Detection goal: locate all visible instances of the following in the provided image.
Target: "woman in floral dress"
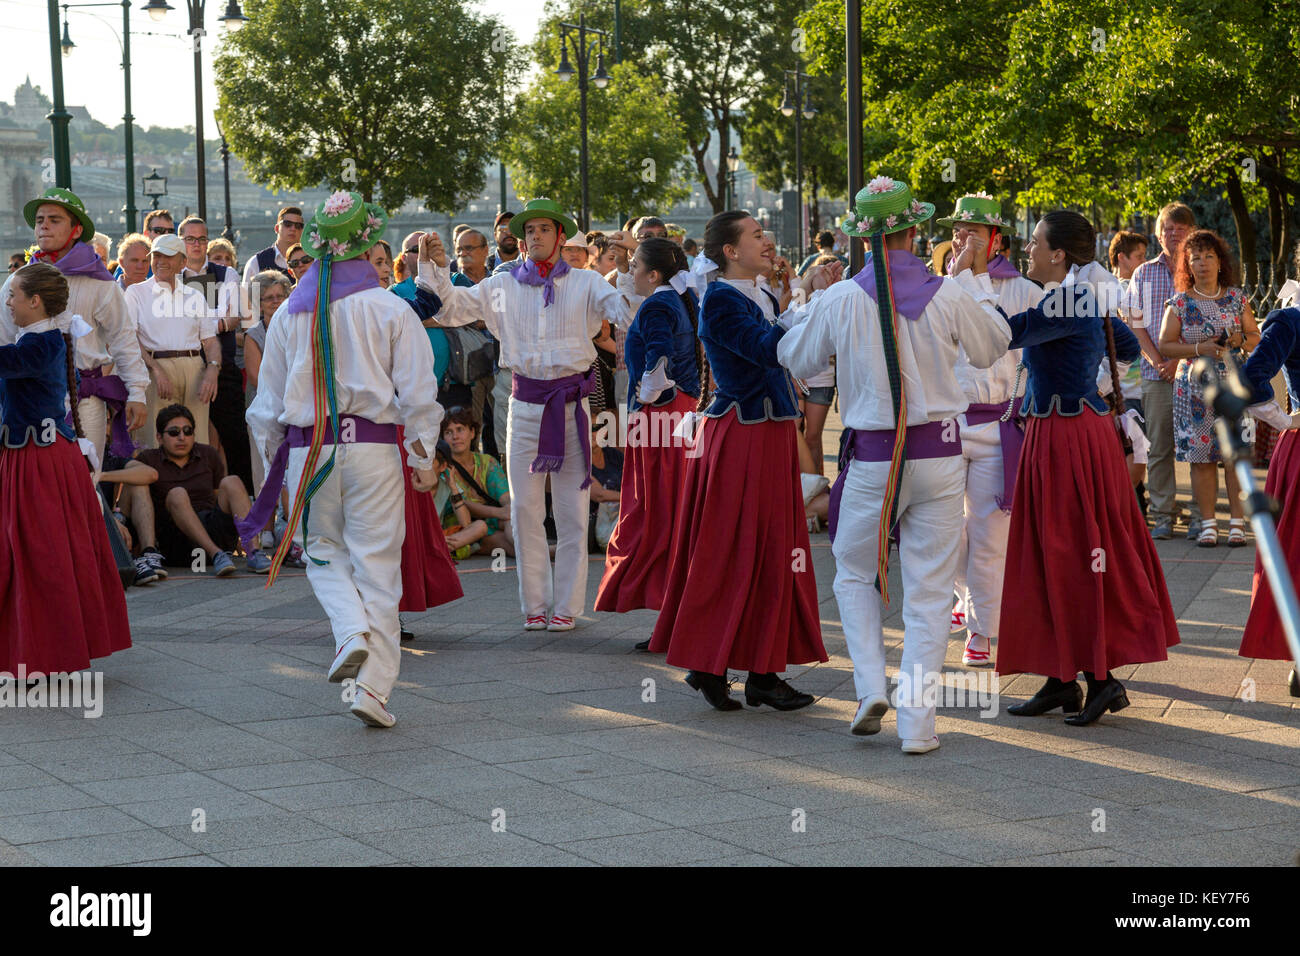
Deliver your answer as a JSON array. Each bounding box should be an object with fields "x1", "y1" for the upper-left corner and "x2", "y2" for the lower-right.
[{"x1": 1158, "y1": 230, "x2": 1259, "y2": 547}]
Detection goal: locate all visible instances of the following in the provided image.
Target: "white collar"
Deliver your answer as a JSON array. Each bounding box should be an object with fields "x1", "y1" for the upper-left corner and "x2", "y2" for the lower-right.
[
  {"x1": 652, "y1": 284, "x2": 673, "y2": 295},
  {"x1": 15, "y1": 317, "x2": 57, "y2": 340}
]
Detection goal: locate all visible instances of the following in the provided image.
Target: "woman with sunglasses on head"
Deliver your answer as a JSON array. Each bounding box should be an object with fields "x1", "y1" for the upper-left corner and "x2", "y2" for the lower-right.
[
  {"x1": 647, "y1": 212, "x2": 829, "y2": 711},
  {"x1": 996, "y1": 211, "x2": 1179, "y2": 726},
  {"x1": 595, "y1": 237, "x2": 701, "y2": 620},
  {"x1": 0, "y1": 262, "x2": 132, "y2": 672}
]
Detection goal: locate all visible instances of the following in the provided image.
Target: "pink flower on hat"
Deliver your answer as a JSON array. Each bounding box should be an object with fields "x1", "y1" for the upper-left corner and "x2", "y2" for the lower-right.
[
  {"x1": 359, "y1": 228, "x2": 371, "y2": 241},
  {"x1": 885, "y1": 214, "x2": 898, "y2": 228},
  {"x1": 959, "y1": 210, "x2": 974, "y2": 220},
  {"x1": 323, "y1": 191, "x2": 354, "y2": 217},
  {"x1": 910, "y1": 199, "x2": 923, "y2": 214},
  {"x1": 366, "y1": 214, "x2": 381, "y2": 229},
  {"x1": 309, "y1": 231, "x2": 321, "y2": 247},
  {"x1": 867, "y1": 175, "x2": 895, "y2": 194},
  {"x1": 328, "y1": 238, "x2": 348, "y2": 256},
  {"x1": 856, "y1": 219, "x2": 868, "y2": 231}
]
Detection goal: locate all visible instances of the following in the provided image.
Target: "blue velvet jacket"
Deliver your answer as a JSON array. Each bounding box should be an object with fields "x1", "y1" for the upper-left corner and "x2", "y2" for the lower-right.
[
  {"x1": 0, "y1": 327, "x2": 77, "y2": 448},
  {"x1": 698, "y1": 281, "x2": 799, "y2": 422},
  {"x1": 623, "y1": 288, "x2": 701, "y2": 411},
  {"x1": 1007, "y1": 284, "x2": 1141, "y2": 416},
  {"x1": 1242, "y1": 307, "x2": 1300, "y2": 406}
]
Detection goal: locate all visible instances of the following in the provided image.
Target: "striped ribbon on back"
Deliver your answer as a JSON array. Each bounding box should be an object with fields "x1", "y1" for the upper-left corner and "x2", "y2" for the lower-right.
[
  {"x1": 870, "y1": 234, "x2": 907, "y2": 604},
  {"x1": 264, "y1": 254, "x2": 342, "y2": 588}
]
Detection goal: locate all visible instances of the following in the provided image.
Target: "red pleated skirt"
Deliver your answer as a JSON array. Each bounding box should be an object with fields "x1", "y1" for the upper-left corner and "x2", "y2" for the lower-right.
[
  {"x1": 398, "y1": 431, "x2": 463, "y2": 613},
  {"x1": 1241, "y1": 428, "x2": 1298, "y2": 660},
  {"x1": 997, "y1": 411, "x2": 1179, "y2": 678},
  {"x1": 595, "y1": 390, "x2": 698, "y2": 613},
  {"x1": 648, "y1": 410, "x2": 827, "y2": 674},
  {"x1": 0, "y1": 438, "x2": 131, "y2": 673}
]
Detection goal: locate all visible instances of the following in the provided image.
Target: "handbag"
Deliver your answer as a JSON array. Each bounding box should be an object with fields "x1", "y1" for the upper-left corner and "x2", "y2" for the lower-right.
[{"x1": 444, "y1": 325, "x2": 498, "y2": 385}]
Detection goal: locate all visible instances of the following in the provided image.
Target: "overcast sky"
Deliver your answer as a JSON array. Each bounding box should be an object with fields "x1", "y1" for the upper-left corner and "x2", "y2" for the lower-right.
[{"x1": 2, "y1": 0, "x2": 547, "y2": 133}]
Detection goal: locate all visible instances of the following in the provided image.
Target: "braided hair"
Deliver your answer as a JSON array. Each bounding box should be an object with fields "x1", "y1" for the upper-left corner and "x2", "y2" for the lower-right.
[
  {"x1": 12, "y1": 263, "x2": 81, "y2": 438},
  {"x1": 634, "y1": 237, "x2": 708, "y2": 408}
]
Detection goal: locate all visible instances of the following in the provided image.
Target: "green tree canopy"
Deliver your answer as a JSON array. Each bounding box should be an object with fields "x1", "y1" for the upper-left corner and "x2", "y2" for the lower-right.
[
  {"x1": 214, "y1": 0, "x2": 514, "y2": 212},
  {"x1": 500, "y1": 63, "x2": 692, "y2": 226}
]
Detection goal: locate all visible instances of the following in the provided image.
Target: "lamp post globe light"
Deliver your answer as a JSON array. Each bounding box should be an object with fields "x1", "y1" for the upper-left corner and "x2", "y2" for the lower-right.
[{"x1": 555, "y1": 11, "x2": 610, "y2": 231}]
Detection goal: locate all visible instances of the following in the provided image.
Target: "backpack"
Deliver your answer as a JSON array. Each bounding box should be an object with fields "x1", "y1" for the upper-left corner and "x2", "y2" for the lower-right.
[{"x1": 444, "y1": 326, "x2": 498, "y2": 385}]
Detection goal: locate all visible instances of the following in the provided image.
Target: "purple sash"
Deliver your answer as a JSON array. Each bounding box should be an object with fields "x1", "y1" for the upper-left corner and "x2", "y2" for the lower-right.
[
  {"x1": 511, "y1": 368, "x2": 595, "y2": 489},
  {"x1": 827, "y1": 419, "x2": 962, "y2": 542},
  {"x1": 71, "y1": 367, "x2": 134, "y2": 458},
  {"x1": 986, "y1": 254, "x2": 1022, "y2": 280},
  {"x1": 854, "y1": 249, "x2": 943, "y2": 321},
  {"x1": 511, "y1": 256, "x2": 571, "y2": 306},
  {"x1": 236, "y1": 414, "x2": 398, "y2": 549},
  {"x1": 963, "y1": 398, "x2": 1024, "y2": 513},
  {"x1": 37, "y1": 241, "x2": 114, "y2": 282}
]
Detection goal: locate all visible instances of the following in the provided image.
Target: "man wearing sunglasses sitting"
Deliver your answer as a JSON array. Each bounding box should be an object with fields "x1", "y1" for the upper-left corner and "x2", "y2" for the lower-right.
[{"x1": 121, "y1": 404, "x2": 272, "y2": 578}]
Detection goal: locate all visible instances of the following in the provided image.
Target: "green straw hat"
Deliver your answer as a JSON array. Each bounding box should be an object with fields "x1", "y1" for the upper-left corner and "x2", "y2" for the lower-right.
[
  {"x1": 24, "y1": 187, "x2": 95, "y2": 240},
  {"x1": 509, "y1": 197, "x2": 579, "y2": 241},
  {"x1": 840, "y1": 176, "x2": 934, "y2": 238},
  {"x1": 303, "y1": 190, "x2": 388, "y2": 262},
  {"x1": 935, "y1": 192, "x2": 1014, "y2": 231}
]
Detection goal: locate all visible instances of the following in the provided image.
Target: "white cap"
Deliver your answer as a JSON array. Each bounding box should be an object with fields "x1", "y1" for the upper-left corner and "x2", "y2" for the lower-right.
[{"x1": 150, "y1": 234, "x2": 186, "y2": 257}]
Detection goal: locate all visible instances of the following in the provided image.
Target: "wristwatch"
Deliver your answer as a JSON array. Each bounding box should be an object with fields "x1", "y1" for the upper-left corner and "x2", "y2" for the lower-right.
[{"x1": 207, "y1": 360, "x2": 220, "y2": 368}]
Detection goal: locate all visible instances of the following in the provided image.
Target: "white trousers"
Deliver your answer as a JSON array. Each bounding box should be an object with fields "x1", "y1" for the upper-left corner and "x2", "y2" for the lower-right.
[
  {"x1": 287, "y1": 442, "x2": 405, "y2": 702},
  {"x1": 953, "y1": 418, "x2": 1011, "y2": 639},
  {"x1": 831, "y1": 455, "x2": 965, "y2": 740},
  {"x1": 508, "y1": 395, "x2": 591, "y2": 619},
  {"x1": 77, "y1": 395, "x2": 108, "y2": 463}
]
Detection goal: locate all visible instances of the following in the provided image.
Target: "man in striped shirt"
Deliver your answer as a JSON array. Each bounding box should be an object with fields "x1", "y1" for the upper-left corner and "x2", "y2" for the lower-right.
[{"x1": 1126, "y1": 202, "x2": 1198, "y2": 540}]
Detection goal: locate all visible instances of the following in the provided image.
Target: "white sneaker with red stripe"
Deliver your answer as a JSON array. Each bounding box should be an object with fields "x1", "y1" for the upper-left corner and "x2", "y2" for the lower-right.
[
  {"x1": 950, "y1": 606, "x2": 967, "y2": 633},
  {"x1": 524, "y1": 615, "x2": 548, "y2": 631},
  {"x1": 327, "y1": 633, "x2": 368, "y2": 683},
  {"x1": 547, "y1": 615, "x2": 575, "y2": 632},
  {"x1": 850, "y1": 694, "x2": 889, "y2": 736},
  {"x1": 350, "y1": 686, "x2": 396, "y2": 728},
  {"x1": 962, "y1": 632, "x2": 992, "y2": 667}
]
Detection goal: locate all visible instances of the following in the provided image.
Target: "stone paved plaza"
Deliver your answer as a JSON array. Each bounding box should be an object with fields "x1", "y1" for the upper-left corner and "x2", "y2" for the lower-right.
[{"x1": 1, "y1": 442, "x2": 1297, "y2": 867}]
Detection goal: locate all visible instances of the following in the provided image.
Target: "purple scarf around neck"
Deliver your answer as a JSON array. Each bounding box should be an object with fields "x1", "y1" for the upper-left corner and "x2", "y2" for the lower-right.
[
  {"x1": 511, "y1": 255, "x2": 571, "y2": 306},
  {"x1": 38, "y1": 241, "x2": 113, "y2": 282},
  {"x1": 986, "y1": 253, "x2": 1022, "y2": 280},
  {"x1": 284, "y1": 258, "x2": 380, "y2": 313},
  {"x1": 853, "y1": 248, "x2": 944, "y2": 321}
]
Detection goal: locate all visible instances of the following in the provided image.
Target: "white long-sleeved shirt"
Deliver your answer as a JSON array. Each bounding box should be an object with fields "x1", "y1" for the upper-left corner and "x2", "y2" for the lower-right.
[
  {"x1": 416, "y1": 260, "x2": 628, "y2": 379},
  {"x1": 779, "y1": 270, "x2": 1011, "y2": 430},
  {"x1": 124, "y1": 276, "x2": 218, "y2": 353},
  {"x1": 0, "y1": 270, "x2": 149, "y2": 404},
  {"x1": 953, "y1": 273, "x2": 1041, "y2": 405},
  {"x1": 245, "y1": 286, "x2": 442, "y2": 472}
]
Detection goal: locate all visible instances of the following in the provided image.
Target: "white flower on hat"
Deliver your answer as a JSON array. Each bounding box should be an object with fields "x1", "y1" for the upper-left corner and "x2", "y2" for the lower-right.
[
  {"x1": 867, "y1": 175, "x2": 895, "y2": 194},
  {"x1": 323, "y1": 191, "x2": 354, "y2": 217},
  {"x1": 959, "y1": 210, "x2": 974, "y2": 220},
  {"x1": 969, "y1": 191, "x2": 995, "y2": 200},
  {"x1": 909, "y1": 199, "x2": 923, "y2": 214},
  {"x1": 856, "y1": 219, "x2": 868, "y2": 231},
  {"x1": 328, "y1": 238, "x2": 348, "y2": 256}
]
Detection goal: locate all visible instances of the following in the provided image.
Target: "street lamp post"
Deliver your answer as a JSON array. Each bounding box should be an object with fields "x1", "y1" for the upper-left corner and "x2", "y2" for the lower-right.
[
  {"x1": 142, "y1": 167, "x2": 167, "y2": 210},
  {"x1": 780, "y1": 69, "x2": 817, "y2": 258},
  {"x1": 555, "y1": 12, "x2": 610, "y2": 232},
  {"x1": 60, "y1": 0, "x2": 139, "y2": 230},
  {"x1": 215, "y1": 118, "x2": 233, "y2": 240},
  {"x1": 845, "y1": 0, "x2": 864, "y2": 276},
  {"x1": 141, "y1": 0, "x2": 246, "y2": 222},
  {"x1": 45, "y1": 0, "x2": 74, "y2": 186},
  {"x1": 726, "y1": 146, "x2": 739, "y2": 210}
]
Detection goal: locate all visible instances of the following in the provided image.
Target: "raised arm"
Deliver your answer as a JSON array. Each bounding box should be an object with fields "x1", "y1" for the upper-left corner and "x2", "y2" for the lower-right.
[
  {"x1": 948, "y1": 271, "x2": 1012, "y2": 369},
  {"x1": 776, "y1": 284, "x2": 838, "y2": 380},
  {"x1": 413, "y1": 233, "x2": 495, "y2": 333},
  {"x1": 1006, "y1": 285, "x2": 1096, "y2": 350}
]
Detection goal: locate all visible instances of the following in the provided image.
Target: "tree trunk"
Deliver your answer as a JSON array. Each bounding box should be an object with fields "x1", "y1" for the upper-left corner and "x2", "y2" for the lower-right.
[
  {"x1": 714, "y1": 114, "x2": 729, "y2": 214},
  {"x1": 1225, "y1": 168, "x2": 1258, "y2": 287},
  {"x1": 1265, "y1": 150, "x2": 1283, "y2": 275},
  {"x1": 689, "y1": 136, "x2": 718, "y2": 213}
]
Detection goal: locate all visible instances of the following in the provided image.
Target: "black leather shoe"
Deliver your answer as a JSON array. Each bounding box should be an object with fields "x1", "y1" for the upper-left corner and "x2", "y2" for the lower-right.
[
  {"x1": 1289, "y1": 669, "x2": 1299, "y2": 699},
  {"x1": 634, "y1": 639, "x2": 651, "y2": 651},
  {"x1": 744, "y1": 676, "x2": 815, "y2": 711},
  {"x1": 685, "y1": 671, "x2": 741, "y2": 711},
  {"x1": 400, "y1": 629, "x2": 415, "y2": 642},
  {"x1": 1064, "y1": 680, "x2": 1129, "y2": 726},
  {"x1": 1007, "y1": 681, "x2": 1083, "y2": 717}
]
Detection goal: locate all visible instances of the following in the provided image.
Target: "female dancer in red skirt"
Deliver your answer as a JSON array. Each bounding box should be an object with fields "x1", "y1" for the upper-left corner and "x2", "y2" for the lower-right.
[
  {"x1": 997, "y1": 212, "x2": 1179, "y2": 725},
  {"x1": 0, "y1": 262, "x2": 131, "y2": 673},
  {"x1": 595, "y1": 237, "x2": 702, "y2": 622},
  {"x1": 1239, "y1": 304, "x2": 1300, "y2": 696},
  {"x1": 397, "y1": 424, "x2": 463, "y2": 639},
  {"x1": 648, "y1": 212, "x2": 827, "y2": 710}
]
